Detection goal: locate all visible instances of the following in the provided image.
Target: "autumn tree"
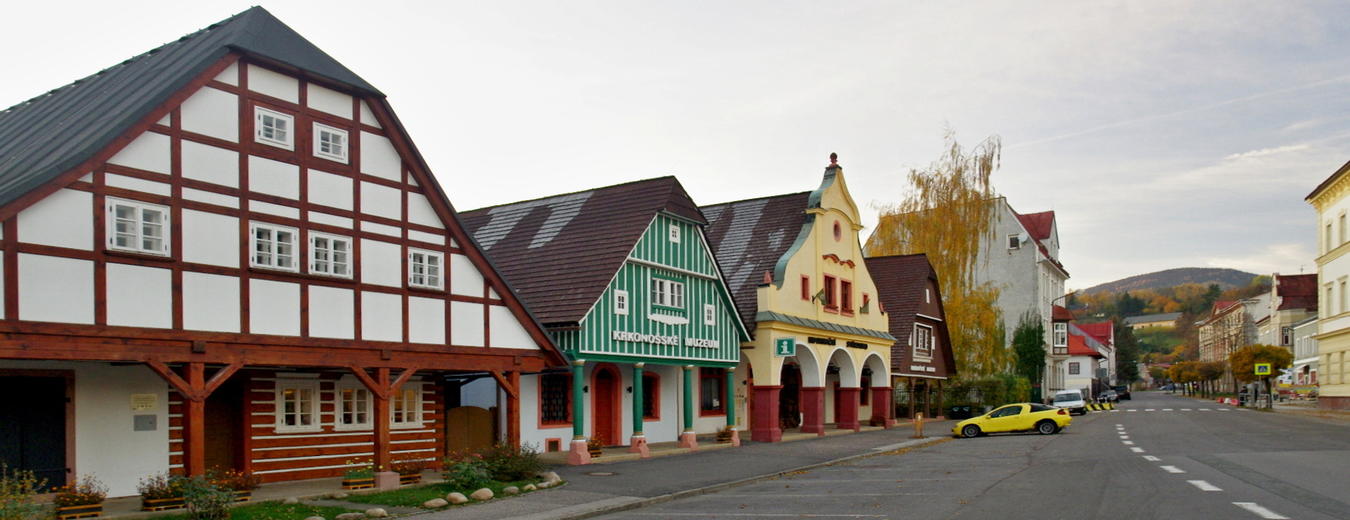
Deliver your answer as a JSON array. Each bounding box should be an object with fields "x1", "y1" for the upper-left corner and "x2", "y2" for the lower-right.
[
  {"x1": 1197, "y1": 361, "x2": 1227, "y2": 399},
  {"x1": 866, "y1": 131, "x2": 1007, "y2": 376},
  {"x1": 1229, "y1": 344, "x2": 1293, "y2": 409}
]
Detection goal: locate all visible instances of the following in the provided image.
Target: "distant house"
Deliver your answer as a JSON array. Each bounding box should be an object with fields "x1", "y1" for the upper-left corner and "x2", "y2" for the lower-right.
[
  {"x1": 1268, "y1": 274, "x2": 1318, "y2": 349},
  {"x1": 1123, "y1": 312, "x2": 1182, "y2": 330},
  {"x1": 1197, "y1": 296, "x2": 1268, "y2": 392},
  {"x1": 1064, "y1": 329, "x2": 1106, "y2": 399},
  {"x1": 1076, "y1": 321, "x2": 1116, "y2": 386},
  {"x1": 865, "y1": 254, "x2": 958, "y2": 419}
]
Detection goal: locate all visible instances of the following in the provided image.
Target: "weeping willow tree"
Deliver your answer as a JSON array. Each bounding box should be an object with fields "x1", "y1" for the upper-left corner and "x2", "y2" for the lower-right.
[{"x1": 865, "y1": 131, "x2": 1009, "y2": 377}]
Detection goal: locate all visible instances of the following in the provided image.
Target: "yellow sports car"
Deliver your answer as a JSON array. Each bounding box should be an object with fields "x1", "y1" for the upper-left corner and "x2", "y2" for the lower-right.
[{"x1": 952, "y1": 402, "x2": 1072, "y2": 438}]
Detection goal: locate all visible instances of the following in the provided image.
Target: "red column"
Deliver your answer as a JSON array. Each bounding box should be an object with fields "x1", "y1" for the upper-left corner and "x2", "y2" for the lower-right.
[
  {"x1": 751, "y1": 385, "x2": 782, "y2": 442},
  {"x1": 871, "y1": 386, "x2": 895, "y2": 428},
  {"x1": 506, "y1": 371, "x2": 521, "y2": 447},
  {"x1": 837, "y1": 387, "x2": 861, "y2": 431},
  {"x1": 183, "y1": 362, "x2": 206, "y2": 477},
  {"x1": 800, "y1": 386, "x2": 825, "y2": 436},
  {"x1": 372, "y1": 368, "x2": 391, "y2": 471}
]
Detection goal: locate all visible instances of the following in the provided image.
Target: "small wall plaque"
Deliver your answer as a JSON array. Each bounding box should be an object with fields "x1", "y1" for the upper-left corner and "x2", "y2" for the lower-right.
[
  {"x1": 133, "y1": 414, "x2": 157, "y2": 432},
  {"x1": 131, "y1": 393, "x2": 158, "y2": 412}
]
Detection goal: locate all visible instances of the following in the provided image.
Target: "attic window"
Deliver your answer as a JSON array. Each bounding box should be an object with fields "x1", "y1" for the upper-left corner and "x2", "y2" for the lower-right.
[
  {"x1": 255, "y1": 107, "x2": 294, "y2": 150},
  {"x1": 107, "y1": 198, "x2": 169, "y2": 256},
  {"x1": 1007, "y1": 234, "x2": 1021, "y2": 250},
  {"x1": 669, "y1": 224, "x2": 680, "y2": 243},
  {"x1": 313, "y1": 123, "x2": 348, "y2": 163}
]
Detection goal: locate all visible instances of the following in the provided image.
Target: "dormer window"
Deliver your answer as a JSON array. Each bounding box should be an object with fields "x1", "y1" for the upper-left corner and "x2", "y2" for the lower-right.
[{"x1": 254, "y1": 107, "x2": 294, "y2": 150}]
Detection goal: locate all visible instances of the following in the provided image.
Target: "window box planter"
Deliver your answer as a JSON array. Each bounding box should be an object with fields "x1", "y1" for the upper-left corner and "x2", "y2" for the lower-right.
[
  {"x1": 342, "y1": 477, "x2": 376, "y2": 490},
  {"x1": 140, "y1": 496, "x2": 185, "y2": 512},
  {"x1": 55, "y1": 503, "x2": 103, "y2": 520},
  {"x1": 233, "y1": 489, "x2": 253, "y2": 502},
  {"x1": 715, "y1": 429, "x2": 734, "y2": 443}
]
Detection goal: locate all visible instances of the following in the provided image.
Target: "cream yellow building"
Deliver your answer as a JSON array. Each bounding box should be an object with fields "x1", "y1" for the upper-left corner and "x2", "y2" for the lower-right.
[
  {"x1": 1306, "y1": 160, "x2": 1350, "y2": 410},
  {"x1": 703, "y1": 155, "x2": 895, "y2": 441}
]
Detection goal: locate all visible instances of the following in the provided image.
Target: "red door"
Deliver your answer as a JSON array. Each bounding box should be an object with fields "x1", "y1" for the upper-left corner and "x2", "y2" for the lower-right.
[{"x1": 592, "y1": 366, "x2": 620, "y2": 446}]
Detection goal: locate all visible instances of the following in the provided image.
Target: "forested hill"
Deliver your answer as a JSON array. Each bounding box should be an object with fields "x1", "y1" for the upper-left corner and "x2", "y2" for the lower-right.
[{"x1": 1082, "y1": 268, "x2": 1259, "y2": 295}]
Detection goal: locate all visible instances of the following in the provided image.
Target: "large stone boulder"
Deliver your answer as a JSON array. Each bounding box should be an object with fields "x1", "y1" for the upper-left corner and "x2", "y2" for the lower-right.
[
  {"x1": 446, "y1": 492, "x2": 469, "y2": 504},
  {"x1": 364, "y1": 508, "x2": 389, "y2": 518},
  {"x1": 538, "y1": 471, "x2": 561, "y2": 483},
  {"x1": 523, "y1": 484, "x2": 537, "y2": 492},
  {"x1": 470, "y1": 488, "x2": 494, "y2": 501},
  {"x1": 423, "y1": 498, "x2": 449, "y2": 509},
  {"x1": 502, "y1": 486, "x2": 520, "y2": 496}
]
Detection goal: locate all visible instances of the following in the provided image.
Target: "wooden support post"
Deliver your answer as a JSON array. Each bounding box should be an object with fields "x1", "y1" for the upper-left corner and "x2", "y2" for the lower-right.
[
  {"x1": 184, "y1": 362, "x2": 206, "y2": 477},
  {"x1": 506, "y1": 371, "x2": 521, "y2": 447}
]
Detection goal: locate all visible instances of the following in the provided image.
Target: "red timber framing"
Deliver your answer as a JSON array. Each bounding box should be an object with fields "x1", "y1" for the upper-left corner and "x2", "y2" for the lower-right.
[{"x1": 0, "y1": 53, "x2": 563, "y2": 482}]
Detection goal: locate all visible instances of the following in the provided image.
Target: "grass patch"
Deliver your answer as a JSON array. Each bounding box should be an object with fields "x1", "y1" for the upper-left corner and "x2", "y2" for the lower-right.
[
  {"x1": 343, "y1": 478, "x2": 542, "y2": 508},
  {"x1": 153, "y1": 501, "x2": 358, "y2": 520}
]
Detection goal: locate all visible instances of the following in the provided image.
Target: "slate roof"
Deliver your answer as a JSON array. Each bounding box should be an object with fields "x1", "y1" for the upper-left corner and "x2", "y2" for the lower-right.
[
  {"x1": 864, "y1": 254, "x2": 957, "y2": 377},
  {"x1": 1122, "y1": 312, "x2": 1182, "y2": 325},
  {"x1": 0, "y1": 6, "x2": 380, "y2": 210},
  {"x1": 701, "y1": 192, "x2": 812, "y2": 333},
  {"x1": 1275, "y1": 274, "x2": 1318, "y2": 311},
  {"x1": 459, "y1": 177, "x2": 707, "y2": 326}
]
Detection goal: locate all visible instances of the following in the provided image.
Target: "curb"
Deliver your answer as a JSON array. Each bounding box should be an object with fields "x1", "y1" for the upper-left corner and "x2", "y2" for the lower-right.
[{"x1": 553, "y1": 436, "x2": 950, "y2": 520}]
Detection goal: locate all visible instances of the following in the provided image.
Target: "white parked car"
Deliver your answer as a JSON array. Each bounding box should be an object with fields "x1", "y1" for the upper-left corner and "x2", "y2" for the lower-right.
[{"x1": 1052, "y1": 389, "x2": 1088, "y2": 415}]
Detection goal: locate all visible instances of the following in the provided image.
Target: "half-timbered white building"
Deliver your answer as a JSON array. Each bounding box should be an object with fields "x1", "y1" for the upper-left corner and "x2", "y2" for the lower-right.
[{"x1": 0, "y1": 7, "x2": 564, "y2": 496}]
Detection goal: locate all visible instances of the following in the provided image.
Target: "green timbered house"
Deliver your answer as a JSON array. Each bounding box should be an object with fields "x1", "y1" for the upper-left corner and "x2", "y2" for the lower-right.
[{"x1": 461, "y1": 177, "x2": 749, "y2": 463}]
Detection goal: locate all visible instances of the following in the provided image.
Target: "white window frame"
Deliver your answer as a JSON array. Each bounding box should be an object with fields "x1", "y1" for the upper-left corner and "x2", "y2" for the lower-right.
[
  {"x1": 668, "y1": 223, "x2": 681, "y2": 243},
  {"x1": 274, "y1": 380, "x2": 321, "y2": 433},
  {"x1": 250, "y1": 222, "x2": 300, "y2": 272},
  {"x1": 1053, "y1": 322, "x2": 1068, "y2": 348},
  {"x1": 1007, "y1": 234, "x2": 1020, "y2": 250},
  {"x1": 913, "y1": 323, "x2": 933, "y2": 361},
  {"x1": 704, "y1": 303, "x2": 716, "y2": 326},
  {"x1": 313, "y1": 122, "x2": 348, "y2": 163},
  {"x1": 105, "y1": 198, "x2": 170, "y2": 256},
  {"x1": 390, "y1": 384, "x2": 423, "y2": 428},
  {"x1": 254, "y1": 106, "x2": 294, "y2": 150},
  {"x1": 650, "y1": 277, "x2": 685, "y2": 309},
  {"x1": 408, "y1": 248, "x2": 444, "y2": 290},
  {"x1": 614, "y1": 290, "x2": 629, "y2": 316},
  {"x1": 1069, "y1": 362, "x2": 1081, "y2": 375},
  {"x1": 309, "y1": 232, "x2": 352, "y2": 278},
  {"x1": 334, "y1": 382, "x2": 372, "y2": 431}
]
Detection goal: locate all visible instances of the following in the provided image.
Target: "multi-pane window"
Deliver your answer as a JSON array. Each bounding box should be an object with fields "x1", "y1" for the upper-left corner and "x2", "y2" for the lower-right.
[
  {"x1": 840, "y1": 280, "x2": 853, "y2": 313},
  {"x1": 251, "y1": 223, "x2": 299, "y2": 271},
  {"x1": 391, "y1": 386, "x2": 421, "y2": 427},
  {"x1": 704, "y1": 303, "x2": 716, "y2": 326},
  {"x1": 276, "y1": 382, "x2": 319, "y2": 432},
  {"x1": 650, "y1": 277, "x2": 685, "y2": 308},
  {"x1": 668, "y1": 223, "x2": 680, "y2": 243},
  {"x1": 1053, "y1": 323, "x2": 1068, "y2": 347},
  {"x1": 336, "y1": 386, "x2": 371, "y2": 429},
  {"x1": 913, "y1": 324, "x2": 933, "y2": 360},
  {"x1": 408, "y1": 249, "x2": 443, "y2": 289},
  {"x1": 614, "y1": 290, "x2": 629, "y2": 315},
  {"x1": 313, "y1": 123, "x2": 348, "y2": 162},
  {"x1": 641, "y1": 372, "x2": 659, "y2": 420},
  {"x1": 699, "y1": 368, "x2": 725, "y2": 415},
  {"x1": 106, "y1": 198, "x2": 169, "y2": 255},
  {"x1": 822, "y1": 275, "x2": 837, "y2": 308},
  {"x1": 1069, "y1": 362, "x2": 1081, "y2": 375},
  {"x1": 539, "y1": 373, "x2": 571, "y2": 425},
  {"x1": 310, "y1": 232, "x2": 351, "y2": 277},
  {"x1": 255, "y1": 107, "x2": 293, "y2": 149}
]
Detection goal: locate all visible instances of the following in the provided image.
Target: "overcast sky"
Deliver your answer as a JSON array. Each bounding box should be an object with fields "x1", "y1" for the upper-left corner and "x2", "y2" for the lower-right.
[{"x1": 4, "y1": 1, "x2": 1345, "y2": 289}]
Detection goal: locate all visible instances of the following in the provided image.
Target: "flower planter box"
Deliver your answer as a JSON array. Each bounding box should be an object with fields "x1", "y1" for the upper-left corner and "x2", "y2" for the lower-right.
[
  {"x1": 55, "y1": 503, "x2": 103, "y2": 520},
  {"x1": 233, "y1": 489, "x2": 253, "y2": 502},
  {"x1": 715, "y1": 430, "x2": 734, "y2": 443},
  {"x1": 141, "y1": 496, "x2": 185, "y2": 512},
  {"x1": 342, "y1": 477, "x2": 376, "y2": 490},
  {"x1": 398, "y1": 473, "x2": 422, "y2": 486}
]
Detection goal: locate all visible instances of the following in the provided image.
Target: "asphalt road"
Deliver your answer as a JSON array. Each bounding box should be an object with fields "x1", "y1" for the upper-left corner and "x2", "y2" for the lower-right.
[{"x1": 591, "y1": 391, "x2": 1350, "y2": 519}]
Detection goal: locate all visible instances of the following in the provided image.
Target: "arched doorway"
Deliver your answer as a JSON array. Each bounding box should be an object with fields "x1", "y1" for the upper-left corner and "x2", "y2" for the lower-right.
[{"x1": 591, "y1": 364, "x2": 621, "y2": 446}]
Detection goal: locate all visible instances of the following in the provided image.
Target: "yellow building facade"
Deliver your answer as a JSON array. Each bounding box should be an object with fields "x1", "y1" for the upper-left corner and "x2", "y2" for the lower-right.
[{"x1": 1306, "y1": 161, "x2": 1350, "y2": 410}]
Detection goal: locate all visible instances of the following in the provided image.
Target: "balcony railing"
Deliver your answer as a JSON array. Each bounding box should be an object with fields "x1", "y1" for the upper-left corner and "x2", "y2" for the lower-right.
[{"x1": 1052, "y1": 347, "x2": 1068, "y2": 355}]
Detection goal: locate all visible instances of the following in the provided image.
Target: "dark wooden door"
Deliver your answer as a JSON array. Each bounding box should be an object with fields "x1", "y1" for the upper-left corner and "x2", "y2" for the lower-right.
[
  {"x1": 204, "y1": 379, "x2": 243, "y2": 473},
  {"x1": 592, "y1": 367, "x2": 618, "y2": 446},
  {"x1": 779, "y1": 364, "x2": 801, "y2": 429},
  {"x1": 0, "y1": 376, "x2": 67, "y2": 490}
]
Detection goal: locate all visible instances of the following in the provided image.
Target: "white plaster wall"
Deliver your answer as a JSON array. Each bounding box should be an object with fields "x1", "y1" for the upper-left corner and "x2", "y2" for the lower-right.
[
  {"x1": 450, "y1": 301, "x2": 484, "y2": 346},
  {"x1": 250, "y1": 279, "x2": 299, "y2": 336},
  {"x1": 407, "y1": 193, "x2": 443, "y2": 229},
  {"x1": 107, "y1": 132, "x2": 170, "y2": 174},
  {"x1": 308, "y1": 211, "x2": 352, "y2": 229},
  {"x1": 248, "y1": 64, "x2": 299, "y2": 103},
  {"x1": 0, "y1": 361, "x2": 171, "y2": 498},
  {"x1": 179, "y1": 87, "x2": 238, "y2": 143},
  {"x1": 181, "y1": 210, "x2": 238, "y2": 268},
  {"x1": 361, "y1": 291, "x2": 402, "y2": 341},
  {"x1": 307, "y1": 84, "x2": 352, "y2": 119},
  {"x1": 408, "y1": 230, "x2": 444, "y2": 245},
  {"x1": 248, "y1": 156, "x2": 299, "y2": 199},
  {"x1": 18, "y1": 188, "x2": 92, "y2": 250},
  {"x1": 18, "y1": 254, "x2": 93, "y2": 324},
  {"x1": 106, "y1": 264, "x2": 171, "y2": 328},
  {"x1": 644, "y1": 364, "x2": 681, "y2": 443},
  {"x1": 308, "y1": 169, "x2": 352, "y2": 210},
  {"x1": 360, "y1": 101, "x2": 380, "y2": 128},
  {"x1": 105, "y1": 174, "x2": 170, "y2": 196},
  {"x1": 408, "y1": 296, "x2": 445, "y2": 344},
  {"x1": 182, "y1": 272, "x2": 239, "y2": 332},
  {"x1": 214, "y1": 62, "x2": 238, "y2": 85},
  {"x1": 360, "y1": 221, "x2": 401, "y2": 238},
  {"x1": 519, "y1": 373, "x2": 576, "y2": 452},
  {"x1": 360, "y1": 131, "x2": 401, "y2": 181},
  {"x1": 359, "y1": 239, "x2": 401, "y2": 288},
  {"x1": 248, "y1": 200, "x2": 299, "y2": 219},
  {"x1": 308, "y1": 285, "x2": 354, "y2": 339},
  {"x1": 181, "y1": 140, "x2": 239, "y2": 187},
  {"x1": 489, "y1": 306, "x2": 536, "y2": 349},
  {"x1": 450, "y1": 254, "x2": 483, "y2": 296},
  {"x1": 360, "y1": 181, "x2": 402, "y2": 220}
]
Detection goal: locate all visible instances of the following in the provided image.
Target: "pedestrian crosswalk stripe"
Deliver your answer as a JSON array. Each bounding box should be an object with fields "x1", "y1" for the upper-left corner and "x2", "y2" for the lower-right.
[
  {"x1": 1232, "y1": 502, "x2": 1289, "y2": 519},
  {"x1": 1160, "y1": 465, "x2": 1185, "y2": 473},
  {"x1": 1130, "y1": 447, "x2": 1145, "y2": 453},
  {"x1": 1143, "y1": 455, "x2": 1160, "y2": 461},
  {"x1": 1188, "y1": 480, "x2": 1222, "y2": 491}
]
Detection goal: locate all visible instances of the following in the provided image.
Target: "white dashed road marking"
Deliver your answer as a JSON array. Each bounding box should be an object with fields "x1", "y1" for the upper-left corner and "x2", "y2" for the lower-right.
[
  {"x1": 1119, "y1": 436, "x2": 1130, "y2": 440},
  {"x1": 1160, "y1": 465, "x2": 1185, "y2": 473},
  {"x1": 1130, "y1": 447, "x2": 1145, "y2": 453},
  {"x1": 1162, "y1": 408, "x2": 1174, "y2": 411},
  {"x1": 1122, "y1": 441, "x2": 1135, "y2": 445},
  {"x1": 1181, "y1": 408, "x2": 1192, "y2": 411},
  {"x1": 1127, "y1": 409, "x2": 1138, "y2": 412},
  {"x1": 1232, "y1": 502, "x2": 1289, "y2": 519},
  {"x1": 1145, "y1": 409, "x2": 1156, "y2": 411},
  {"x1": 1219, "y1": 408, "x2": 1232, "y2": 411},
  {"x1": 1188, "y1": 480, "x2": 1222, "y2": 492},
  {"x1": 1142, "y1": 456, "x2": 1160, "y2": 461},
  {"x1": 1200, "y1": 408, "x2": 1211, "y2": 411}
]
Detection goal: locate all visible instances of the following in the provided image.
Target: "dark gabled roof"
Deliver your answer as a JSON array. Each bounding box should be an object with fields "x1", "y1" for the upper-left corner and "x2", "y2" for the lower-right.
[
  {"x1": 864, "y1": 254, "x2": 957, "y2": 377},
  {"x1": 1275, "y1": 273, "x2": 1318, "y2": 311},
  {"x1": 701, "y1": 192, "x2": 812, "y2": 333},
  {"x1": 459, "y1": 176, "x2": 706, "y2": 326},
  {"x1": 0, "y1": 6, "x2": 380, "y2": 211}
]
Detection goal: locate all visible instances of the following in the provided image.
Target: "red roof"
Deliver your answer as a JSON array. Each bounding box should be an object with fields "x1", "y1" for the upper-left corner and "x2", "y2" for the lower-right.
[
  {"x1": 1275, "y1": 274, "x2": 1318, "y2": 311},
  {"x1": 1213, "y1": 300, "x2": 1238, "y2": 315},
  {"x1": 1067, "y1": 335, "x2": 1104, "y2": 358},
  {"x1": 1015, "y1": 210, "x2": 1055, "y2": 241},
  {"x1": 1076, "y1": 322, "x2": 1113, "y2": 346},
  {"x1": 1052, "y1": 305, "x2": 1074, "y2": 322}
]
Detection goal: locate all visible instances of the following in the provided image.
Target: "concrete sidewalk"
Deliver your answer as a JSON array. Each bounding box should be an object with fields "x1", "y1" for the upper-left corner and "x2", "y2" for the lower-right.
[{"x1": 417, "y1": 420, "x2": 953, "y2": 520}]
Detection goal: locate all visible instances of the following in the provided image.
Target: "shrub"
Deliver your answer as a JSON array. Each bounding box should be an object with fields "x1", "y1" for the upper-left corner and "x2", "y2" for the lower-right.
[
  {"x1": 207, "y1": 469, "x2": 260, "y2": 492},
  {"x1": 181, "y1": 477, "x2": 232, "y2": 520},
  {"x1": 389, "y1": 460, "x2": 424, "y2": 476},
  {"x1": 137, "y1": 472, "x2": 188, "y2": 500},
  {"x1": 442, "y1": 459, "x2": 492, "y2": 490},
  {"x1": 53, "y1": 475, "x2": 107, "y2": 507},
  {"x1": 0, "y1": 463, "x2": 48, "y2": 520},
  {"x1": 342, "y1": 459, "x2": 375, "y2": 480},
  {"x1": 480, "y1": 443, "x2": 544, "y2": 482}
]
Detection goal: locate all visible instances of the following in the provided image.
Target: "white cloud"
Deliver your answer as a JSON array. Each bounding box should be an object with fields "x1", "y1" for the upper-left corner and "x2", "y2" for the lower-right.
[
  {"x1": 1203, "y1": 243, "x2": 1316, "y2": 277},
  {"x1": 1224, "y1": 144, "x2": 1312, "y2": 161}
]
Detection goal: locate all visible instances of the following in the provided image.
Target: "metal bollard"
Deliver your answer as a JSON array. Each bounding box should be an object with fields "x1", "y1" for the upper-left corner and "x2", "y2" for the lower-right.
[{"x1": 912, "y1": 412, "x2": 925, "y2": 438}]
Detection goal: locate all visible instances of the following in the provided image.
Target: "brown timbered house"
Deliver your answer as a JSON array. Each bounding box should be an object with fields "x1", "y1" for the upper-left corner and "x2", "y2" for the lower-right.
[
  {"x1": 864, "y1": 254, "x2": 957, "y2": 420},
  {"x1": 0, "y1": 8, "x2": 563, "y2": 496}
]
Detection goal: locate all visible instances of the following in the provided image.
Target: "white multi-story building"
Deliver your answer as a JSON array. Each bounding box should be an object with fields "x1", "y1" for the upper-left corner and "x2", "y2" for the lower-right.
[{"x1": 1306, "y1": 161, "x2": 1350, "y2": 410}]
